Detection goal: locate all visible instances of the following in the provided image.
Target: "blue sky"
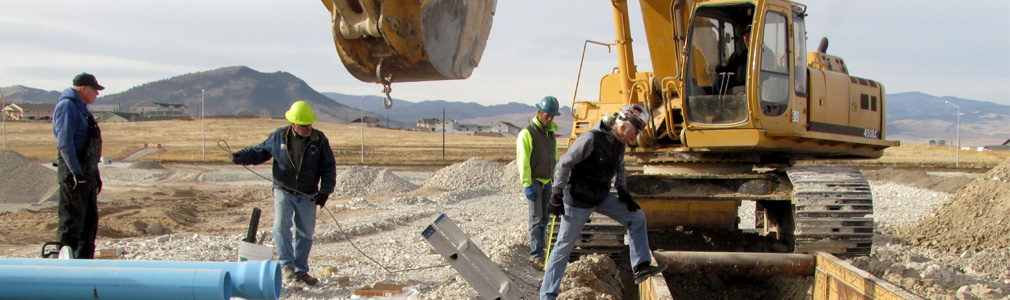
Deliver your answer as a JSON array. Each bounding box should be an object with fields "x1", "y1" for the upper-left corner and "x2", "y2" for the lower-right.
[{"x1": 1, "y1": 0, "x2": 1007, "y2": 107}]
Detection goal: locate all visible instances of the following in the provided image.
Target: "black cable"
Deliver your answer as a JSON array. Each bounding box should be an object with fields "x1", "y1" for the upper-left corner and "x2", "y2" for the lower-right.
[{"x1": 217, "y1": 139, "x2": 447, "y2": 274}]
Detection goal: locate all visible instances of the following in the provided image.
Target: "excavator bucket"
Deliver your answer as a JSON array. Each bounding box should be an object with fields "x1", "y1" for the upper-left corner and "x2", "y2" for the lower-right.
[{"x1": 322, "y1": 0, "x2": 496, "y2": 83}]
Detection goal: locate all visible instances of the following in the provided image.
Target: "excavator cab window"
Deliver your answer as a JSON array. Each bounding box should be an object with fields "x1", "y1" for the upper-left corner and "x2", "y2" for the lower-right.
[
  {"x1": 683, "y1": 4, "x2": 755, "y2": 125},
  {"x1": 759, "y1": 11, "x2": 790, "y2": 117}
]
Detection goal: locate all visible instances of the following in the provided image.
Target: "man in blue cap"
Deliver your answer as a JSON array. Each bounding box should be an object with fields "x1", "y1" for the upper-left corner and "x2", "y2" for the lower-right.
[
  {"x1": 515, "y1": 95, "x2": 561, "y2": 271},
  {"x1": 52, "y1": 72, "x2": 105, "y2": 259}
]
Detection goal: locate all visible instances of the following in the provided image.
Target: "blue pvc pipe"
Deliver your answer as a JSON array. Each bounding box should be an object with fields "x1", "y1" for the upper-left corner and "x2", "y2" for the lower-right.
[
  {"x1": 0, "y1": 259, "x2": 281, "y2": 300},
  {"x1": 0, "y1": 265, "x2": 229, "y2": 300}
]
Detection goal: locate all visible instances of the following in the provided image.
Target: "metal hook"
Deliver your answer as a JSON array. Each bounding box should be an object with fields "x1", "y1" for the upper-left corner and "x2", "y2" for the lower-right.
[{"x1": 375, "y1": 60, "x2": 394, "y2": 109}]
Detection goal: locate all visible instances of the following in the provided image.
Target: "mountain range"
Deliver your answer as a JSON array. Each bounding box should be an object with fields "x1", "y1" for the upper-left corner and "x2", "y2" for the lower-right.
[{"x1": 1, "y1": 66, "x2": 1006, "y2": 145}]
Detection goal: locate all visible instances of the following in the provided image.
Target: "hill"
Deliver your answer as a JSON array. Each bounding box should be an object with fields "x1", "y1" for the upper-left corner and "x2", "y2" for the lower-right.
[
  {"x1": 0, "y1": 85, "x2": 61, "y2": 104},
  {"x1": 92, "y1": 66, "x2": 366, "y2": 124},
  {"x1": 324, "y1": 92, "x2": 574, "y2": 132},
  {"x1": 886, "y1": 92, "x2": 1008, "y2": 146}
]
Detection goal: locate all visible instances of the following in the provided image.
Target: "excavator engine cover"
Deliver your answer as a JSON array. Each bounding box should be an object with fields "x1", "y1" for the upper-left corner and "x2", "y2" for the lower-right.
[{"x1": 323, "y1": 0, "x2": 496, "y2": 83}]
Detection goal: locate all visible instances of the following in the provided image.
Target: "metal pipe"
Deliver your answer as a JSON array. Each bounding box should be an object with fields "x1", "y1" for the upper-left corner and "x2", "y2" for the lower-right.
[
  {"x1": 653, "y1": 251, "x2": 815, "y2": 277},
  {"x1": 0, "y1": 258, "x2": 280, "y2": 300},
  {"x1": 0, "y1": 265, "x2": 229, "y2": 300}
]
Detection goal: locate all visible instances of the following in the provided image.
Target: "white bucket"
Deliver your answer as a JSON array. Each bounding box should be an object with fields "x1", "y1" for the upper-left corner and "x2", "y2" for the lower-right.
[{"x1": 237, "y1": 241, "x2": 273, "y2": 262}]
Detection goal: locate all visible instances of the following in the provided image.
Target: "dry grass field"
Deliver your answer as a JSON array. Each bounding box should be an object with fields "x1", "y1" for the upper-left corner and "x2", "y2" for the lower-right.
[
  {"x1": 2, "y1": 118, "x2": 1005, "y2": 167},
  {"x1": 1, "y1": 118, "x2": 518, "y2": 166}
]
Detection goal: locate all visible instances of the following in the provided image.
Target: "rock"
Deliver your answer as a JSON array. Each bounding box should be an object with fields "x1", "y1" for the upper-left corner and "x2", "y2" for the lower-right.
[
  {"x1": 960, "y1": 251, "x2": 975, "y2": 258},
  {"x1": 902, "y1": 268, "x2": 921, "y2": 280},
  {"x1": 156, "y1": 235, "x2": 170, "y2": 243},
  {"x1": 956, "y1": 285, "x2": 979, "y2": 300},
  {"x1": 146, "y1": 221, "x2": 164, "y2": 235}
]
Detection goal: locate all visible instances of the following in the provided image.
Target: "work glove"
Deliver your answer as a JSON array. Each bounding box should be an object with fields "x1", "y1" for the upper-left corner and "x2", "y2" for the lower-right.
[
  {"x1": 230, "y1": 152, "x2": 244, "y2": 165},
  {"x1": 547, "y1": 193, "x2": 565, "y2": 216},
  {"x1": 618, "y1": 189, "x2": 640, "y2": 212},
  {"x1": 313, "y1": 193, "x2": 329, "y2": 208},
  {"x1": 71, "y1": 173, "x2": 88, "y2": 193},
  {"x1": 96, "y1": 177, "x2": 103, "y2": 194},
  {"x1": 524, "y1": 185, "x2": 536, "y2": 200}
]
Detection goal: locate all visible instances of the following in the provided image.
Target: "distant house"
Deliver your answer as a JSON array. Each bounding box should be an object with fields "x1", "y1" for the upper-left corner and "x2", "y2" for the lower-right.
[
  {"x1": 457, "y1": 124, "x2": 487, "y2": 135},
  {"x1": 490, "y1": 121, "x2": 521, "y2": 137},
  {"x1": 95, "y1": 112, "x2": 139, "y2": 123},
  {"x1": 130, "y1": 101, "x2": 190, "y2": 121},
  {"x1": 89, "y1": 104, "x2": 121, "y2": 113},
  {"x1": 131, "y1": 101, "x2": 188, "y2": 114},
  {"x1": 2, "y1": 103, "x2": 55, "y2": 121},
  {"x1": 415, "y1": 118, "x2": 460, "y2": 133},
  {"x1": 351, "y1": 116, "x2": 381, "y2": 127}
]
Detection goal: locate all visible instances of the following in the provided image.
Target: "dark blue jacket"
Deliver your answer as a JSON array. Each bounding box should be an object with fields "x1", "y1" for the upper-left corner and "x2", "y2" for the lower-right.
[
  {"x1": 52, "y1": 88, "x2": 96, "y2": 175},
  {"x1": 236, "y1": 126, "x2": 337, "y2": 196}
]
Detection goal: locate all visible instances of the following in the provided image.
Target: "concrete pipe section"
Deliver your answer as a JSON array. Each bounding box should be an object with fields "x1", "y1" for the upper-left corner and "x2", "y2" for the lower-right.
[
  {"x1": 0, "y1": 266, "x2": 229, "y2": 300},
  {"x1": 0, "y1": 259, "x2": 281, "y2": 300}
]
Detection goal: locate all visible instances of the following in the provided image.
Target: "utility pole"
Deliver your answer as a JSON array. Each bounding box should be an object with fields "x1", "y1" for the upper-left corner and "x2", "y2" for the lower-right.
[
  {"x1": 360, "y1": 96, "x2": 365, "y2": 164},
  {"x1": 945, "y1": 101, "x2": 960, "y2": 168},
  {"x1": 201, "y1": 89, "x2": 206, "y2": 161},
  {"x1": 2, "y1": 90, "x2": 6, "y2": 150},
  {"x1": 442, "y1": 108, "x2": 446, "y2": 160}
]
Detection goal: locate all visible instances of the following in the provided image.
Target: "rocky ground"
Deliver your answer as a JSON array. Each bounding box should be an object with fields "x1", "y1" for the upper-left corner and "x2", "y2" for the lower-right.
[{"x1": 1, "y1": 149, "x2": 1009, "y2": 299}]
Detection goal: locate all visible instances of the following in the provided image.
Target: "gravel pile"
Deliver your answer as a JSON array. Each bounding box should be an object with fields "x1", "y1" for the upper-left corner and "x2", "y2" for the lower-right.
[
  {"x1": 366, "y1": 169, "x2": 418, "y2": 195},
  {"x1": 424, "y1": 158, "x2": 512, "y2": 191},
  {"x1": 896, "y1": 158, "x2": 1010, "y2": 252},
  {"x1": 128, "y1": 160, "x2": 165, "y2": 169},
  {"x1": 0, "y1": 150, "x2": 58, "y2": 204},
  {"x1": 333, "y1": 166, "x2": 418, "y2": 196}
]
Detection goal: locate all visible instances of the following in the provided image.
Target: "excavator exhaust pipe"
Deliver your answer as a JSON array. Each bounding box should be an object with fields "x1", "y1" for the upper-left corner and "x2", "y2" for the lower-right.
[
  {"x1": 323, "y1": 0, "x2": 497, "y2": 83},
  {"x1": 653, "y1": 251, "x2": 815, "y2": 277}
]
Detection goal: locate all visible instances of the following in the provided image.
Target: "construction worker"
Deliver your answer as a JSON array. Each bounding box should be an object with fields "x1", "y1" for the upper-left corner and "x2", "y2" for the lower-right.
[
  {"x1": 540, "y1": 104, "x2": 667, "y2": 299},
  {"x1": 515, "y1": 95, "x2": 560, "y2": 271},
  {"x1": 230, "y1": 101, "x2": 336, "y2": 286},
  {"x1": 52, "y1": 73, "x2": 105, "y2": 259}
]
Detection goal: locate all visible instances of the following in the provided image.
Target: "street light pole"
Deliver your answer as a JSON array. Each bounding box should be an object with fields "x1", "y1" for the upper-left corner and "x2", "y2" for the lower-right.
[
  {"x1": 2, "y1": 90, "x2": 6, "y2": 150},
  {"x1": 945, "y1": 101, "x2": 960, "y2": 168},
  {"x1": 204, "y1": 88, "x2": 208, "y2": 161},
  {"x1": 360, "y1": 95, "x2": 365, "y2": 164}
]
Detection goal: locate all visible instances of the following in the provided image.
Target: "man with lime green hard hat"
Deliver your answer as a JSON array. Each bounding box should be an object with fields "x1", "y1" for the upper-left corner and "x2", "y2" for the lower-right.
[
  {"x1": 515, "y1": 95, "x2": 561, "y2": 271},
  {"x1": 230, "y1": 100, "x2": 336, "y2": 286}
]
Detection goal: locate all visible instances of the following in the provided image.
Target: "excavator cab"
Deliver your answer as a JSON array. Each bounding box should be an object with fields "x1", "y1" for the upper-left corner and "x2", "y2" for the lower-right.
[
  {"x1": 322, "y1": 0, "x2": 496, "y2": 85},
  {"x1": 682, "y1": 3, "x2": 757, "y2": 126}
]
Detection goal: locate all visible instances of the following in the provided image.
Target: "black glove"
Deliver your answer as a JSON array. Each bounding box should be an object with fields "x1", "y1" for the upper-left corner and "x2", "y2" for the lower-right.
[
  {"x1": 547, "y1": 193, "x2": 565, "y2": 216},
  {"x1": 96, "y1": 177, "x2": 103, "y2": 194},
  {"x1": 71, "y1": 173, "x2": 87, "y2": 193},
  {"x1": 618, "y1": 189, "x2": 640, "y2": 212},
  {"x1": 313, "y1": 193, "x2": 329, "y2": 208},
  {"x1": 230, "y1": 152, "x2": 244, "y2": 165}
]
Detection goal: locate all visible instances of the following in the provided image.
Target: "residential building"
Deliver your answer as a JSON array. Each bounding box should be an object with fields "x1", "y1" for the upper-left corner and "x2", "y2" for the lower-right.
[
  {"x1": 2, "y1": 103, "x2": 55, "y2": 121},
  {"x1": 351, "y1": 116, "x2": 381, "y2": 127},
  {"x1": 131, "y1": 101, "x2": 188, "y2": 114}
]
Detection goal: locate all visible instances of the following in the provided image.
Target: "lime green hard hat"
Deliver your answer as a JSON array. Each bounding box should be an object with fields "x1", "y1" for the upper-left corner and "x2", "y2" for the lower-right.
[{"x1": 285, "y1": 101, "x2": 316, "y2": 125}]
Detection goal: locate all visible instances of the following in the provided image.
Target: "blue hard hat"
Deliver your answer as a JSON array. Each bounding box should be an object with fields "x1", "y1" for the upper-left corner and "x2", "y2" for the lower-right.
[{"x1": 536, "y1": 96, "x2": 561, "y2": 116}]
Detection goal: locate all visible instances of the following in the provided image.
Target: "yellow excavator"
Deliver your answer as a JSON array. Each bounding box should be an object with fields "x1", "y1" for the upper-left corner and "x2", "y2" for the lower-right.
[
  {"x1": 323, "y1": 1, "x2": 912, "y2": 297},
  {"x1": 322, "y1": 0, "x2": 896, "y2": 256}
]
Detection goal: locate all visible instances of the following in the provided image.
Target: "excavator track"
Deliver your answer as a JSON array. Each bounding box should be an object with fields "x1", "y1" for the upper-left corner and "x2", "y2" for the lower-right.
[{"x1": 786, "y1": 167, "x2": 874, "y2": 256}]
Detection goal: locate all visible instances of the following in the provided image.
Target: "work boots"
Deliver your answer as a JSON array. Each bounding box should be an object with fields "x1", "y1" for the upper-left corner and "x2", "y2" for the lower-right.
[
  {"x1": 296, "y1": 273, "x2": 320, "y2": 286},
  {"x1": 530, "y1": 257, "x2": 545, "y2": 271},
  {"x1": 633, "y1": 263, "x2": 667, "y2": 284},
  {"x1": 282, "y1": 266, "x2": 296, "y2": 282}
]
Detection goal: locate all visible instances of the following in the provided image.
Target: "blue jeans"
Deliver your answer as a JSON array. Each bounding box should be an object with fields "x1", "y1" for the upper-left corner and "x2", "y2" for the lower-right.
[
  {"x1": 273, "y1": 188, "x2": 317, "y2": 275},
  {"x1": 528, "y1": 181, "x2": 552, "y2": 260},
  {"x1": 539, "y1": 193, "x2": 652, "y2": 300}
]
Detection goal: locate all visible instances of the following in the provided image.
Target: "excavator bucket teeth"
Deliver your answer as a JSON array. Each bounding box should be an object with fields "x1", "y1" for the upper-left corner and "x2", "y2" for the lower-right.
[{"x1": 323, "y1": 0, "x2": 496, "y2": 83}]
